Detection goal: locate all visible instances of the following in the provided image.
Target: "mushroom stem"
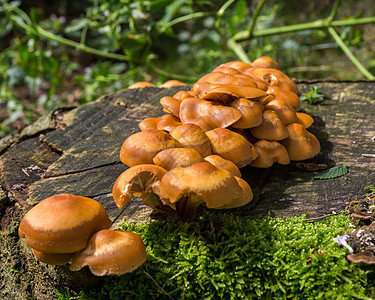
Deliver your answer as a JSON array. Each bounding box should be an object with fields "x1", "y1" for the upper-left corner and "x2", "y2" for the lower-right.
[
  {"x1": 175, "y1": 194, "x2": 202, "y2": 222},
  {"x1": 142, "y1": 192, "x2": 178, "y2": 219}
]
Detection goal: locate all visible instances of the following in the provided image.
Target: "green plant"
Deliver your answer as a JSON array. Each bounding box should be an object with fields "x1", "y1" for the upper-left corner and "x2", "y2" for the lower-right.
[
  {"x1": 57, "y1": 212, "x2": 375, "y2": 299},
  {"x1": 300, "y1": 85, "x2": 327, "y2": 105}
]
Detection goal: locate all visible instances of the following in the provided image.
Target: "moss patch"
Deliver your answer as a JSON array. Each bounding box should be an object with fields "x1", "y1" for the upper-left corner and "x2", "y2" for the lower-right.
[{"x1": 58, "y1": 212, "x2": 375, "y2": 299}]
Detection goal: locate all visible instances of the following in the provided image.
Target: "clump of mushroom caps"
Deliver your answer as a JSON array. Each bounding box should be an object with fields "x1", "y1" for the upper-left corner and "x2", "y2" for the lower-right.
[
  {"x1": 19, "y1": 193, "x2": 147, "y2": 276},
  {"x1": 115, "y1": 57, "x2": 321, "y2": 221}
]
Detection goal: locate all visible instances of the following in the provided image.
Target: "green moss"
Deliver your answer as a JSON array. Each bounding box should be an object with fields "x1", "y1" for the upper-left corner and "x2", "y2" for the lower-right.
[{"x1": 59, "y1": 212, "x2": 375, "y2": 299}]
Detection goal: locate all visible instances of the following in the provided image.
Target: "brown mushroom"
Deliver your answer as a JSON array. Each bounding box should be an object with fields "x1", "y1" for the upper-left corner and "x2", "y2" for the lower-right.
[
  {"x1": 160, "y1": 80, "x2": 187, "y2": 88},
  {"x1": 217, "y1": 61, "x2": 252, "y2": 72},
  {"x1": 128, "y1": 81, "x2": 156, "y2": 89},
  {"x1": 205, "y1": 128, "x2": 258, "y2": 168},
  {"x1": 244, "y1": 67, "x2": 299, "y2": 94},
  {"x1": 204, "y1": 155, "x2": 241, "y2": 177},
  {"x1": 153, "y1": 148, "x2": 204, "y2": 170},
  {"x1": 170, "y1": 124, "x2": 212, "y2": 157},
  {"x1": 264, "y1": 99, "x2": 299, "y2": 125},
  {"x1": 230, "y1": 98, "x2": 263, "y2": 129},
  {"x1": 250, "y1": 56, "x2": 281, "y2": 70},
  {"x1": 347, "y1": 251, "x2": 375, "y2": 265},
  {"x1": 281, "y1": 123, "x2": 321, "y2": 161},
  {"x1": 31, "y1": 249, "x2": 75, "y2": 266},
  {"x1": 120, "y1": 129, "x2": 181, "y2": 167},
  {"x1": 179, "y1": 97, "x2": 243, "y2": 131},
  {"x1": 112, "y1": 164, "x2": 168, "y2": 210},
  {"x1": 266, "y1": 86, "x2": 301, "y2": 111},
  {"x1": 18, "y1": 194, "x2": 112, "y2": 256},
  {"x1": 159, "y1": 96, "x2": 182, "y2": 117},
  {"x1": 191, "y1": 81, "x2": 219, "y2": 98},
  {"x1": 250, "y1": 140, "x2": 290, "y2": 168},
  {"x1": 201, "y1": 85, "x2": 267, "y2": 105},
  {"x1": 217, "y1": 176, "x2": 253, "y2": 209},
  {"x1": 70, "y1": 230, "x2": 147, "y2": 276},
  {"x1": 296, "y1": 112, "x2": 314, "y2": 128},
  {"x1": 197, "y1": 72, "x2": 257, "y2": 88},
  {"x1": 158, "y1": 162, "x2": 243, "y2": 221},
  {"x1": 138, "y1": 117, "x2": 161, "y2": 131},
  {"x1": 250, "y1": 110, "x2": 289, "y2": 141},
  {"x1": 211, "y1": 66, "x2": 241, "y2": 75},
  {"x1": 173, "y1": 90, "x2": 195, "y2": 100},
  {"x1": 157, "y1": 114, "x2": 182, "y2": 132}
]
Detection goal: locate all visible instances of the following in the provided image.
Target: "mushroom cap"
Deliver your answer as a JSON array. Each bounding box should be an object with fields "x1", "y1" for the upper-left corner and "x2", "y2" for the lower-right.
[
  {"x1": 211, "y1": 66, "x2": 241, "y2": 75},
  {"x1": 138, "y1": 117, "x2": 161, "y2": 131},
  {"x1": 250, "y1": 56, "x2": 281, "y2": 70},
  {"x1": 230, "y1": 98, "x2": 263, "y2": 129},
  {"x1": 347, "y1": 251, "x2": 375, "y2": 265},
  {"x1": 217, "y1": 176, "x2": 253, "y2": 209},
  {"x1": 266, "y1": 86, "x2": 301, "y2": 111},
  {"x1": 157, "y1": 114, "x2": 182, "y2": 132},
  {"x1": 120, "y1": 129, "x2": 181, "y2": 167},
  {"x1": 205, "y1": 128, "x2": 258, "y2": 168},
  {"x1": 32, "y1": 248, "x2": 74, "y2": 265},
  {"x1": 217, "y1": 61, "x2": 252, "y2": 72},
  {"x1": 179, "y1": 97, "x2": 243, "y2": 131},
  {"x1": 204, "y1": 155, "x2": 241, "y2": 177},
  {"x1": 160, "y1": 96, "x2": 182, "y2": 117},
  {"x1": 159, "y1": 162, "x2": 242, "y2": 208},
  {"x1": 128, "y1": 81, "x2": 156, "y2": 89},
  {"x1": 250, "y1": 110, "x2": 290, "y2": 141},
  {"x1": 281, "y1": 123, "x2": 321, "y2": 161},
  {"x1": 18, "y1": 194, "x2": 112, "y2": 254},
  {"x1": 244, "y1": 67, "x2": 299, "y2": 94},
  {"x1": 112, "y1": 164, "x2": 167, "y2": 209},
  {"x1": 296, "y1": 112, "x2": 314, "y2": 128},
  {"x1": 170, "y1": 124, "x2": 212, "y2": 157},
  {"x1": 70, "y1": 230, "x2": 147, "y2": 276},
  {"x1": 264, "y1": 99, "x2": 299, "y2": 125},
  {"x1": 153, "y1": 148, "x2": 204, "y2": 170},
  {"x1": 197, "y1": 72, "x2": 257, "y2": 88},
  {"x1": 201, "y1": 85, "x2": 267, "y2": 105},
  {"x1": 160, "y1": 80, "x2": 187, "y2": 88},
  {"x1": 250, "y1": 140, "x2": 290, "y2": 168},
  {"x1": 173, "y1": 90, "x2": 194, "y2": 100}
]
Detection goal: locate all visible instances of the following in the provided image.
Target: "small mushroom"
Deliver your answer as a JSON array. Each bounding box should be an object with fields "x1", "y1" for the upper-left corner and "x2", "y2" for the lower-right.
[
  {"x1": 120, "y1": 129, "x2": 181, "y2": 167},
  {"x1": 217, "y1": 61, "x2": 252, "y2": 72},
  {"x1": 157, "y1": 114, "x2": 182, "y2": 132},
  {"x1": 179, "y1": 97, "x2": 243, "y2": 131},
  {"x1": 250, "y1": 110, "x2": 290, "y2": 141},
  {"x1": 128, "y1": 81, "x2": 156, "y2": 89},
  {"x1": 264, "y1": 99, "x2": 299, "y2": 125},
  {"x1": 170, "y1": 124, "x2": 212, "y2": 157},
  {"x1": 281, "y1": 123, "x2": 321, "y2": 161},
  {"x1": 249, "y1": 140, "x2": 290, "y2": 168},
  {"x1": 158, "y1": 162, "x2": 243, "y2": 221},
  {"x1": 296, "y1": 112, "x2": 314, "y2": 128},
  {"x1": 211, "y1": 66, "x2": 241, "y2": 75},
  {"x1": 204, "y1": 155, "x2": 241, "y2": 177},
  {"x1": 250, "y1": 56, "x2": 281, "y2": 70},
  {"x1": 31, "y1": 249, "x2": 75, "y2": 266},
  {"x1": 244, "y1": 68, "x2": 299, "y2": 94},
  {"x1": 205, "y1": 128, "x2": 258, "y2": 168},
  {"x1": 112, "y1": 164, "x2": 168, "y2": 210},
  {"x1": 160, "y1": 80, "x2": 187, "y2": 88},
  {"x1": 160, "y1": 96, "x2": 182, "y2": 117},
  {"x1": 70, "y1": 230, "x2": 147, "y2": 276},
  {"x1": 217, "y1": 176, "x2": 253, "y2": 209},
  {"x1": 230, "y1": 98, "x2": 263, "y2": 129},
  {"x1": 19, "y1": 193, "x2": 112, "y2": 258},
  {"x1": 197, "y1": 72, "x2": 257, "y2": 88},
  {"x1": 347, "y1": 251, "x2": 375, "y2": 265},
  {"x1": 153, "y1": 148, "x2": 204, "y2": 170},
  {"x1": 138, "y1": 117, "x2": 161, "y2": 131},
  {"x1": 266, "y1": 86, "x2": 301, "y2": 111},
  {"x1": 173, "y1": 90, "x2": 194, "y2": 100}
]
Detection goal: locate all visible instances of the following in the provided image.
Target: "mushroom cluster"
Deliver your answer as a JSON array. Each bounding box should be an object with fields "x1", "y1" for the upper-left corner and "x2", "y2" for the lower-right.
[
  {"x1": 18, "y1": 193, "x2": 147, "y2": 275},
  {"x1": 115, "y1": 57, "x2": 321, "y2": 221}
]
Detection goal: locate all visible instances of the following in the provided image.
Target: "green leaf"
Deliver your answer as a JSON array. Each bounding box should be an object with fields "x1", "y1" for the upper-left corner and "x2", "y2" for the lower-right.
[
  {"x1": 314, "y1": 165, "x2": 349, "y2": 180},
  {"x1": 300, "y1": 85, "x2": 326, "y2": 105}
]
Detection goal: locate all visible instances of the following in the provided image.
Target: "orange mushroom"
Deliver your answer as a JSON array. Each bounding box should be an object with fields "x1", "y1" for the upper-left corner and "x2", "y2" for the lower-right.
[
  {"x1": 170, "y1": 123, "x2": 212, "y2": 157},
  {"x1": 204, "y1": 155, "x2": 241, "y2": 177},
  {"x1": 281, "y1": 123, "x2": 321, "y2": 161},
  {"x1": 296, "y1": 112, "x2": 314, "y2": 128},
  {"x1": 128, "y1": 81, "x2": 156, "y2": 89},
  {"x1": 266, "y1": 86, "x2": 301, "y2": 111},
  {"x1": 205, "y1": 128, "x2": 258, "y2": 168},
  {"x1": 250, "y1": 140, "x2": 290, "y2": 168},
  {"x1": 264, "y1": 99, "x2": 299, "y2": 125},
  {"x1": 211, "y1": 66, "x2": 241, "y2": 74},
  {"x1": 250, "y1": 110, "x2": 289, "y2": 141},
  {"x1": 120, "y1": 129, "x2": 181, "y2": 167},
  {"x1": 138, "y1": 117, "x2": 161, "y2": 131},
  {"x1": 70, "y1": 230, "x2": 147, "y2": 276},
  {"x1": 217, "y1": 61, "x2": 252, "y2": 72},
  {"x1": 153, "y1": 148, "x2": 204, "y2": 170},
  {"x1": 160, "y1": 96, "x2": 182, "y2": 117},
  {"x1": 157, "y1": 114, "x2": 182, "y2": 132},
  {"x1": 179, "y1": 97, "x2": 243, "y2": 131},
  {"x1": 160, "y1": 80, "x2": 187, "y2": 88},
  {"x1": 217, "y1": 176, "x2": 253, "y2": 209},
  {"x1": 250, "y1": 56, "x2": 281, "y2": 70},
  {"x1": 230, "y1": 98, "x2": 263, "y2": 129}
]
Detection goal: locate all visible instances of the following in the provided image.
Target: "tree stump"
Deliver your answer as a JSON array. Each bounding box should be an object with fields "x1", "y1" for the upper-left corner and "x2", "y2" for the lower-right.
[{"x1": 0, "y1": 82, "x2": 374, "y2": 299}]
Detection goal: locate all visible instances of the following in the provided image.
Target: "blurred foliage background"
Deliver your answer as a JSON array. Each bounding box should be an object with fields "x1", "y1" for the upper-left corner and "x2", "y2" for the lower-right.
[{"x1": 0, "y1": 0, "x2": 374, "y2": 138}]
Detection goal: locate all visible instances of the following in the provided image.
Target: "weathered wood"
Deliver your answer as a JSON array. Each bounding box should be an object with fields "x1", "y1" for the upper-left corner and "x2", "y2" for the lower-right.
[{"x1": 0, "y1": 82, "x2": 374, "y2": 299}]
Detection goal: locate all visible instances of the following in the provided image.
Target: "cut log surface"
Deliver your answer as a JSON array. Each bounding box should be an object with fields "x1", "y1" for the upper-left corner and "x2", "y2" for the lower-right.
[{"x1": 0, "y1": 82, "x2": 374, "y2": 298}]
